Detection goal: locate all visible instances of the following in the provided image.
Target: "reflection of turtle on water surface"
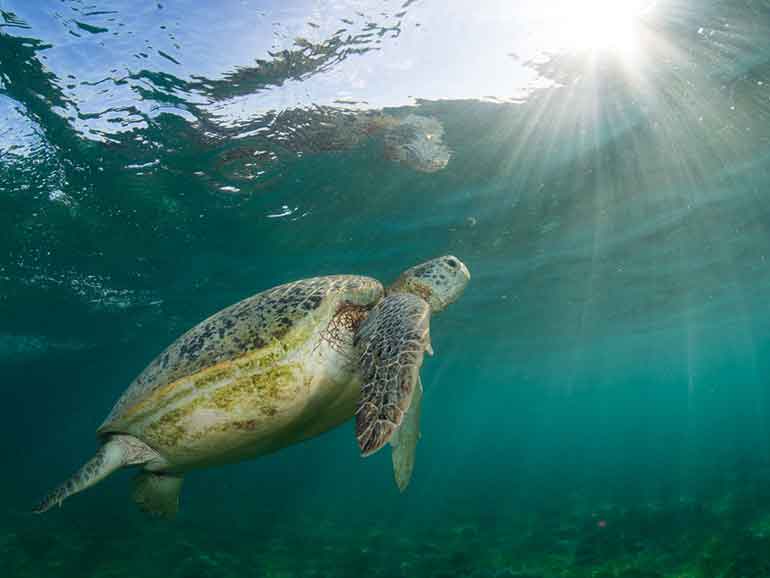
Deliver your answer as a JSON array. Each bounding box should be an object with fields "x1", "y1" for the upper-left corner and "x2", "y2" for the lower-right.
[
  {"x1": 210, "y1": 108, "x2": 452, "y2": 188},
  {"x1": 34, "y1": 256, "x2": 470, "y2": 517},
  {"x1": 267, "y1": 108, "x2": 451, "y2": 173},
  {"x1": 383, "y1": 114, "x2": 451, "y2": 173}
]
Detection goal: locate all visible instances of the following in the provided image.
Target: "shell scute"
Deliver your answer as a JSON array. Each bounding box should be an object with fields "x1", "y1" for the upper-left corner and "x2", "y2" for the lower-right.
[{"x1": 99, "y1": 275, "x2": 383, "y2": 434}]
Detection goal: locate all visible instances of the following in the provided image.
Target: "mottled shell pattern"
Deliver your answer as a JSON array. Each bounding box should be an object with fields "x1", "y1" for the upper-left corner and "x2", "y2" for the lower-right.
[{"x1": 98, "y1": 276, "x2": 384, "y2": 441}]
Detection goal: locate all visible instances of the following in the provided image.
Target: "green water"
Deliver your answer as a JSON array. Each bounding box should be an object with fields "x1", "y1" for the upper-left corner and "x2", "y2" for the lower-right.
[{"x1": 3, "y1": 0, "x2": 770, "y2": 576}]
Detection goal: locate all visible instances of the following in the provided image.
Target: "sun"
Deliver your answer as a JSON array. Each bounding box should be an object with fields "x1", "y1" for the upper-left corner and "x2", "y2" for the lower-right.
[{"x1": 538, "y1": 0, "x2": 657, "y2": 57}]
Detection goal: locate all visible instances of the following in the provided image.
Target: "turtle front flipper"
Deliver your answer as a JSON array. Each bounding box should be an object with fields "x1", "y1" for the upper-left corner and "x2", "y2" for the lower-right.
[
  {"x1": 33, "y1": 434, "x2": 160, "y2": 514},
  {"x1": 354, "y1": 293, "x2": 431, "y2": 457},
  {"x1": 391, "y1": 376, "x2": 423, "y2": 491}
]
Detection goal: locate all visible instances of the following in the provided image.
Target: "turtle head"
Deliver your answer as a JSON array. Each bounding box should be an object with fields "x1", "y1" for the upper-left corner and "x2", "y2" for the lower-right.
[{"x1": 387, "y1": 255, "x2": 470, "y2": 313}]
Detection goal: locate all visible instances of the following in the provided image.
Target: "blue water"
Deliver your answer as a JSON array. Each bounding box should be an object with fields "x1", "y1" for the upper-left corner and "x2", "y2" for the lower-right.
[{"x1": 3, "y1": 0, "x2": 770, "y2": 576}]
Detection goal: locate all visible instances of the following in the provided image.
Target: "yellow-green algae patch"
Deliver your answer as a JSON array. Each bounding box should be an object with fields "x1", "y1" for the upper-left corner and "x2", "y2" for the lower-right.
[
  {"x1": 135, "y1": 319, "x2": 317, "y2": 449},
  {"x1": 208, "y1": 364, "x2": 296, "y2": 413},
  {"x1": 114, "y1": 315, "x2": 315, "y2": 424},
  {"x1": 193, "y1": 366, "x2": 232, "y2": 389},
  {"x1": 144, "y1": 406, "x2": 189, "y2": 448},
  {"x1": 143, "y1": 362, "x2": 301, "y2": 449}
]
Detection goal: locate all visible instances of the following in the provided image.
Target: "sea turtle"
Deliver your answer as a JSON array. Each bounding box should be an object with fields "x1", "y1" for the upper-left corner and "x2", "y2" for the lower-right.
[{"x1": 34, "y1": 256, "x2": 470, "y2": 516}]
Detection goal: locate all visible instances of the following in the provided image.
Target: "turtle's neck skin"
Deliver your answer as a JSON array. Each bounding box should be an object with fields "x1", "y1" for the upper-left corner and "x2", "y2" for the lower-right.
[{"x1": 386, "y1": 276, "x2": 439, "y2": 312}]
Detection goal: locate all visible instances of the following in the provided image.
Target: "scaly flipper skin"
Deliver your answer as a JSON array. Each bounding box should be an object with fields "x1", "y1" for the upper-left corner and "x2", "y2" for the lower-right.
[
  {"x1": 391, "y1": 376, "x2": 423, "y2": 491},
  {"x1": 354, "y1": 293, "x2": 431, "y2": 457},
  {"x1": 33, "y1": 435, "x2": 160, "y2": 513},
  {"x1": 132, "y1": 472, "x2": 183, "y2": 518}
]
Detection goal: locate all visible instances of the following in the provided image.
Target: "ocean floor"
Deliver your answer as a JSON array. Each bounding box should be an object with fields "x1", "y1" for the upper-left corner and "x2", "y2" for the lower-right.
[{"x1": 5, "y1": 488, "x2": 770, "y2": 578}]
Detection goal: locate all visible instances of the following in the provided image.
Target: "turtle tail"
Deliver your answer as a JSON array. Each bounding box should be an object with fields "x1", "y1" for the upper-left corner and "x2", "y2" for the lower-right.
[{"x1": 33, "y1": 434, "x2": 158, "y2": 514}]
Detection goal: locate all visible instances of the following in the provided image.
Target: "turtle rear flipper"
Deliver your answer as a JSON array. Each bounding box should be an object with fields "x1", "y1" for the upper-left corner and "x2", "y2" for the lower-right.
[
  {"x1": 132, "y1": 472, "x2": 183, "y2": 518},
  {"x1": 33, "y1": 434, "x2": 159, "y2": 513},
  {"x1": 354, "y1": 293, "x2": 431, "y2": 457}
]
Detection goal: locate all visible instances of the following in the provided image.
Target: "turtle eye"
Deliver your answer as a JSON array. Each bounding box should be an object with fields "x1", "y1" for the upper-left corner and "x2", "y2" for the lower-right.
[{"x1": 446, "y1": 258, "x2": 458, "y2": 269}]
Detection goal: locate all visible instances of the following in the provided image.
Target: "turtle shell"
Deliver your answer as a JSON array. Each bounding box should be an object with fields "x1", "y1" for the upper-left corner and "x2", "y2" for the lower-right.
[{"x1": 98, "y1": 275, "x2": 383, "y2": 439}]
